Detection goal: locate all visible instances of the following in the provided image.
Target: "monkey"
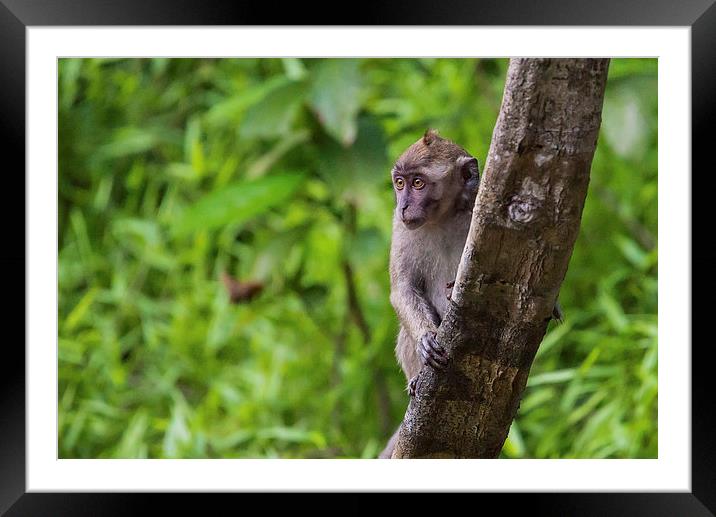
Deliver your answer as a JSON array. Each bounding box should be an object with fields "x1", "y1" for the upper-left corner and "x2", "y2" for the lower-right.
[
  {"x1": 377, "y1": 129, "x2": 563, "y2": 458},
  {"x1": 389, "y1": 129, "x2": 479, "y2": 393},
  {"x1": 377, "y1": 129, "x2": 479, "y2": 458}
]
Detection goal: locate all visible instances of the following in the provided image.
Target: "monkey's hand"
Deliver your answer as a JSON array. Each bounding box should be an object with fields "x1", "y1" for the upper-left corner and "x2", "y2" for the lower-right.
[
  {"x1": 446, "y1": 281, "x2": 455, "y2": 301},
  {"x1": 418, "y1": 331, "x2": 448, "y2": 370},
  {"x1": 408, "y1": 376, "x2": 419, "y2": 397}
]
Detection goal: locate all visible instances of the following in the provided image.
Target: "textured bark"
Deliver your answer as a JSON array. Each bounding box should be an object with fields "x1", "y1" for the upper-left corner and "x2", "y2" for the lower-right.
[{"x1": 392, "y1": 58, "x2": 610, "y2": 458}]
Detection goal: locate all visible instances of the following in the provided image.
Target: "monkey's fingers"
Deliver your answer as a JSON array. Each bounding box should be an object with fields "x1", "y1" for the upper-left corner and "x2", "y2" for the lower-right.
[
  {"x1": 423, "y1": 334, "x2": 448, "y2": 358},
  {"x1": 408, "y1": 376, "x2": 418, "y2": 397},
  {"x1": 419, "y1": 336, "x2": 448, "y2": 369},
  {"x1": 420, "y1": 347, "x2": 445, "y2": 370}
]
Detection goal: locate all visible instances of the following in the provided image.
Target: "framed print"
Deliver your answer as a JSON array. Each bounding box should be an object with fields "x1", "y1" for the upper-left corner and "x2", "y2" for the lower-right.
[{"x1": 2, "y1": 0, "x2": 712, "y2": 514}]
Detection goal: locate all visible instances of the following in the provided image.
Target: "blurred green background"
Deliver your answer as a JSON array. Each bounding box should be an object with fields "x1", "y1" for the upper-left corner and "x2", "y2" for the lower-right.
[{"x1": 58, "y1": 58, "x2": 657, "y2": 459}]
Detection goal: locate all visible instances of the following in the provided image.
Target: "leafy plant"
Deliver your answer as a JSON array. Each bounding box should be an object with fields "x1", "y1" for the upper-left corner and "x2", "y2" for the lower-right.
[{"x1": 58, "y1": 58, "x2": 657, "y2": 459}]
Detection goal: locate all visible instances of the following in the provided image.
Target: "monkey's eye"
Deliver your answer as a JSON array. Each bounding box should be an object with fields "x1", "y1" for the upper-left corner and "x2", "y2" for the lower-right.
[
  {"x1": 412, "y1": 178, "x2": 426, "y2": 189},
  {"x1": 394, "y1": 177, "x2": 405, "y2": 190}
]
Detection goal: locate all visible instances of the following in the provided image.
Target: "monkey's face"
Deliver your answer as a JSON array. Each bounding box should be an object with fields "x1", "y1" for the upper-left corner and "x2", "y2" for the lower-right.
[
  {"x1": 392, "y1": 130, "x2": 480, "y2": 230},
  {"x1": 392, "y1": 171, "x2": 446, "y2": 230}
]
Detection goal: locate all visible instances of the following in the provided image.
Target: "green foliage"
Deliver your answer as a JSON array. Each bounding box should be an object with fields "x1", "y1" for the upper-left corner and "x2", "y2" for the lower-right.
[{"x1": 58, "y1": 58, "x2": 657, "y2": 459}]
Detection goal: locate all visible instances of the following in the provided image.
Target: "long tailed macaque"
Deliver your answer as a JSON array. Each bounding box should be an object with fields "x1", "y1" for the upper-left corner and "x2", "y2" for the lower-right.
[
  {"x1": 379, "y1": 129, "x2": 563, "y2": 458},
  {"x1": 378, "y1": 129, "x2": 479, "y2": 458}
]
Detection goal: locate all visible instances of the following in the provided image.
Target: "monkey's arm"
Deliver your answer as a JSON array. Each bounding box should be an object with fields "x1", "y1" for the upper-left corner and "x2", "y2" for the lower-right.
[
  {"x1": 390, "y1": 278, "x2": 440, "y2": 339},
  {"x1": 390, "y1": 277, "x2": 448, "y2": 372}
]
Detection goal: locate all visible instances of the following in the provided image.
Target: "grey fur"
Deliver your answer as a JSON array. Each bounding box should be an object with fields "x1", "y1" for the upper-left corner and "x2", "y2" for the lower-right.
[
  {"x1": 381, "y1": 131, "x2": 479, "y2": 459},
  {"x1": 390, "y1": 209, "x2": 473, "y2": 379},
  {"x1": 389, "y1": 131, "x2": 479, "y2": 383}
]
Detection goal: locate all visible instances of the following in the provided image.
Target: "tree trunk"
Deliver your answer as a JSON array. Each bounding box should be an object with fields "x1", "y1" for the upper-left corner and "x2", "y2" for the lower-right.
[{"x1": 392, "y1": 58, "x2": 610, "y2": 458}]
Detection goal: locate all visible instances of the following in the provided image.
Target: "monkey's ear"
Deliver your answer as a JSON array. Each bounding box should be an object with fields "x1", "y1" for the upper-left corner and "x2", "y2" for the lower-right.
[
  {"x1": 456, "y1": 155, "x2": 479, "y2": 182},
  {"x1": 423, "y1": 128, "x2": 439, "y2": 145}
]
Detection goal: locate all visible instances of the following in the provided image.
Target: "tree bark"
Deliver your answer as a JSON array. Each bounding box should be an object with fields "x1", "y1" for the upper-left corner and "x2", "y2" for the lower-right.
[{"x1": 392, "y1": 58, "x2": 610, "y2": 458}]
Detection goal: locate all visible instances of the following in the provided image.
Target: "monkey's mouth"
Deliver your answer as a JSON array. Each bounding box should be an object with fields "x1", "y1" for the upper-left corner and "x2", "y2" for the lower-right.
[{"x1": 402, "y1": 217, "x2": 426, "y2": 230}]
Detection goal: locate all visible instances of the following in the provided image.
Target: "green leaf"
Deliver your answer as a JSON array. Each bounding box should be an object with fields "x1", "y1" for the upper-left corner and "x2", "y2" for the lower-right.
[
  {"x1": 239, "y1": 80, "x2": 307, "y2": 139},
  {"x1": 59, "y1": 58, "x2": 83, "y2": 110},
  {"x1": 115, "y1": 411, "x2": 149, "y2": 458},
  {"x1": 282, "y1": 58, "x2": 308, "y2": 80},
  {"x1": 65, "y1": 286, "x2": 99, "y2": 331},
  {"x1": 308, "y1": 59, "x2": 362, "y2": 146},
  {"x1": 598, "y1": 290, "x2": 629, "y2": 331},
  {"x1": 317, "y1": 114, "x2": 388, "y2": 197},
  {"x1": 527, "y1": 369, "x2": 576, "y2": 387},
  {"x1": 98, "y1": 126, "x2": 180, "y2": 159},
  {"x1": 614, "y1": 234, "x2": 648, "y2": 270},
  {"x1": 246, "y1": 129, "x2": 311, "y2": 179},
  {"x1": 204, "y1": 75, "x2": 291, "y2": 127},
  {"x1": 163, "y1": 397, "x2": 191, "y2": 458},
  {"x1": 503, "y1": 422, "x2": 526, "y2": 458},
  {"x1": 256, "y1": 426, "x2": 326, "y2": 447},
  {"x1": 173, "y1": 173, "x2": 305, "y2": 236}
]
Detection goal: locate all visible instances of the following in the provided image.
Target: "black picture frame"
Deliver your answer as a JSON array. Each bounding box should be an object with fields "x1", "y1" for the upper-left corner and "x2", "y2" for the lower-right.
[{"x1": 2, "y1": 1, "x2": 710, "y2": 514}]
